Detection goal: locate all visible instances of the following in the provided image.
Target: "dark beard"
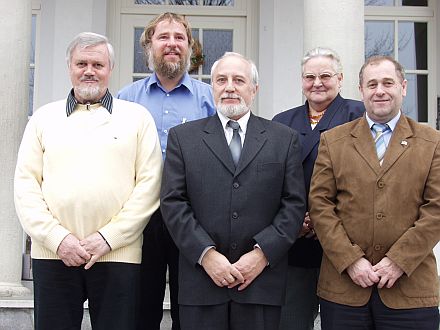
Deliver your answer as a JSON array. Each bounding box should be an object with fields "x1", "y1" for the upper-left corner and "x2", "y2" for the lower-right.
[
  {"x1": 148, "y1": 48, "x2": 190, "y2": 80},
  {"x1": 156, "y1": 60, "x2": 185, "y2": 80}
]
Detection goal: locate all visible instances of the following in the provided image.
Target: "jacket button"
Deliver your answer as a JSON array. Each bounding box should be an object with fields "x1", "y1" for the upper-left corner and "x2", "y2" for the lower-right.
[
  {"x1": 233, "y1": 182, "x2": 240, "y2": 189},
  {"x1": 376, "y1": 213, "x2": 384, "y2": 220},
  {"x1": 377, "y1": 181, "x2": 385, "y2": 188},
  {"x1": 374, "y1": 245, "x2": 381, "y2": 251},
  {"x1": 232, "y1": 212, "x2": 238, "y2": 219},
  {"x1": 231, "y1": 243, "x2": 237, "y2": 250}
]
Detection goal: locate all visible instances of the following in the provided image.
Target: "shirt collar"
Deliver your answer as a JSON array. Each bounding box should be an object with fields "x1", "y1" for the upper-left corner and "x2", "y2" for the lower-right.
[
  {"x1": 145, "y1": 72, "x2": 194, "y2": 95},
  {"x1": 217, "y1": 109, "x2": 251, "y2": 135},
  {"x1": 366, "y1": 110, "x2": 401, "y2": 132},
  {"x1": 66, "y1": 89, "x2": 113, "y2": 117}
]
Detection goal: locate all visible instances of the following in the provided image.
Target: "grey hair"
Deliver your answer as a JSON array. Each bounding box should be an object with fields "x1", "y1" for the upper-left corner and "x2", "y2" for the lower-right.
[
  {"x1": 66, "y1": 32, "x2": 115, "y2": 69},
  {"x1": 301, "y1": 47, "x2": 343, "y2": 73},
  {"x1": 210, "y1": 52, "x2": 259, "y2": 86}
]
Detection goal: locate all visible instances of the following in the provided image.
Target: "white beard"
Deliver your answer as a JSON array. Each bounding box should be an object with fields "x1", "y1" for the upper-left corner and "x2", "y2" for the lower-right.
[
  {"x1": 75, "y1": 85, "x2": 101, "y2": 103},
  {"x1": 216, "y1": 94, "x2": 250, "y2": 119}
]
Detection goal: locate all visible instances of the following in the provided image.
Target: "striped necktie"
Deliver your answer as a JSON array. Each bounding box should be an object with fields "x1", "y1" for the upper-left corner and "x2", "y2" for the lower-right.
[
  {"x1": 227, "y1": 120, "x2": 242, "y2": 167},
  {"x1": 372, "y1": 123, "x2": 390, "y2": 165}
]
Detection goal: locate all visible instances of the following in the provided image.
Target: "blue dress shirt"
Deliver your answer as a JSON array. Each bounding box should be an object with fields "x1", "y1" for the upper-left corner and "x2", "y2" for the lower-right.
[
  {"x1": 117, "y1": 72, "x2": 216, "y2": 157},
  {"x1": 366, "y1": 111, "x2": 401, "y2": 148}
]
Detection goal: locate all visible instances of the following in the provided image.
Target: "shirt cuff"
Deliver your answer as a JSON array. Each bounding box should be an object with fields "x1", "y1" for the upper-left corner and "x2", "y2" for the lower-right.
[{"x1": 198, "y1": 246, "x2": 215, "y2": 265}]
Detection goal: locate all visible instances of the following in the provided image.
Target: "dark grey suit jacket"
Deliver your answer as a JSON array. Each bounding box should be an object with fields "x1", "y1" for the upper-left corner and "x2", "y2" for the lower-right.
[{"x1": 161, "y1": 113, "x2": 306, "y2": 306}]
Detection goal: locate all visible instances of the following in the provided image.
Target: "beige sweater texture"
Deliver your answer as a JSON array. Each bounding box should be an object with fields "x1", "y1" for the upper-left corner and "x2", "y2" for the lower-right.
[{"x1": 14, "y1": 98, "x2": 163, "y2": 264}]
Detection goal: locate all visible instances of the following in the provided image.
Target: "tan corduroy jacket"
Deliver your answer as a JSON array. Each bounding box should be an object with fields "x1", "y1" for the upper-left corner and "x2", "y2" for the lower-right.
[{"x1": 310, "y1": 115, "x2": 440, "y2": 309}]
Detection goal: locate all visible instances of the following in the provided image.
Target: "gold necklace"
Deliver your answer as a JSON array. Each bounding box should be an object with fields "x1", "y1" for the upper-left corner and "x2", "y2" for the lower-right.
[{"x1": 308, "y1": 110, "x2": 326, "y2": 125}]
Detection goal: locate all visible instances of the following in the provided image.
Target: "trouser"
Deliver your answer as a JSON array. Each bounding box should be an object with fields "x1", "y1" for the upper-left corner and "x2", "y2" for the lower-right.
[
  {"x1": 137, "y1": 208, "x2": 180, "y2": 330},
  {"x1": 320, "y1": 287, "x2": 440, "y2": 330},
  {"x1": 278, "y1": 266, "x2": 320, "y2": 330},
  {"x1": 180, "y1": 301, "x2": 281, "y2": 330},
  {"x1": 32, "y1": 259, "x2": 140, "y2": 330}
]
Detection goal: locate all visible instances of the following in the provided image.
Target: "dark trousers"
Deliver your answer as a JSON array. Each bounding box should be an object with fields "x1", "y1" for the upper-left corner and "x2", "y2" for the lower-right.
[
  {"x1": 180, "y1": 301, "x2": 281, "y2": 330},
  {"x1": 137, "y1": 208, "x2": 180, "y2": 330},
  {"x1": 320, "y1": 287, "x2": 440, "y2": 330},
  {"x1": 32, "y1": 259, "x2": 140, "y2": 330}
]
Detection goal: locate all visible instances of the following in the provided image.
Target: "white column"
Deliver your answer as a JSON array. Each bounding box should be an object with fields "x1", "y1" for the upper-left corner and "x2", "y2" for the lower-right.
[
  {"x1": 304, "y1": 0, "x2": 365, "y2": 100},
  {"x1": 258, "y1": 0, "x2": 305, "y2": 119},
  {"x1": 0, "y1": 0, "x2": 31, "y2": 297}
]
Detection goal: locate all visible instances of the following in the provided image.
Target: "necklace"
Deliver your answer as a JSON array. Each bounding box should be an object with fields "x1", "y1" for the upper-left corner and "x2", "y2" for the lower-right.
[{"x1": 308, "y1": 110, "x2": 326, "y2": 125}]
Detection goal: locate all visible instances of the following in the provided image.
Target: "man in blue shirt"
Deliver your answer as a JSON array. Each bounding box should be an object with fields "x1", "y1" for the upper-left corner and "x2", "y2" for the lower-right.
[{"x1": 118, "y1": 12, "x2": 215, "y2": 330}]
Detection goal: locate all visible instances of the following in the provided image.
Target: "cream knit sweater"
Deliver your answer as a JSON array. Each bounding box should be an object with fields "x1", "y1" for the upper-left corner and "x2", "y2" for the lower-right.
[{"x1": 14, "y1": 98, "x2": 163, "y2": 264}]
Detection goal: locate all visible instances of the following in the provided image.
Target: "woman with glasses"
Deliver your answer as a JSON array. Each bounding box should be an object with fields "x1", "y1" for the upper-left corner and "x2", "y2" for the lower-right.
[{"x1": 272, "y1": 47, "x2": 365, "y2": 330}]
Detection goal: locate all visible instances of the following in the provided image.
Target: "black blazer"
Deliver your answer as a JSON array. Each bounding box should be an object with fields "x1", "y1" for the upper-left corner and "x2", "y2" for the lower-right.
[
  {"x1": 272, "y1": 94, "x2": 365, "y2": 267},
  {"x1": 161, "y1": 113, "x2": 306, "y2": 306}
]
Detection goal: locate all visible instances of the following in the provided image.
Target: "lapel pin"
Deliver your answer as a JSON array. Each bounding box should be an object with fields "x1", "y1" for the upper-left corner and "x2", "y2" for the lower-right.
[{"x1": 401, "y1": 140, "x2": 408, "y2": 146}]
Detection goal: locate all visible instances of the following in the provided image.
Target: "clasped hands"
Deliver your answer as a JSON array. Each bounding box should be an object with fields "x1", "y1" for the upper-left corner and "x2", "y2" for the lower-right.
[
  {"x1": 298, "y1": 212, "x2": 318, "y2": 239},
  {"x1": 347, "y1": 256, "x2": 404, "y2": 289},
  {"x1": 201, "y1": 248, "x2": 268, "y2": 291},
  {"x1": 56, "y1": 233, "x2": 111, "y2": 270}
]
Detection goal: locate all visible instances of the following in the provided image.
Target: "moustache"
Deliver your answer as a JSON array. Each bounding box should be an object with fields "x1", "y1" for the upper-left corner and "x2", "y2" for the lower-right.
[
  {"x1": 221, "y1": 93, "x2": 241, "y2": 100},
  {"x1": 164, "y1": 47, "x2": 181, "y2": 56},
  {"x1": 80, "y1": 76, "x2": 99, "y2": 82}
]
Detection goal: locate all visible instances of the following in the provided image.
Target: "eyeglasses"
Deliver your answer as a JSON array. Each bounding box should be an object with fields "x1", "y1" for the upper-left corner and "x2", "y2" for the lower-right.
[{"x1": 302, "y1": 72, "x2": 338, "y2": 83}]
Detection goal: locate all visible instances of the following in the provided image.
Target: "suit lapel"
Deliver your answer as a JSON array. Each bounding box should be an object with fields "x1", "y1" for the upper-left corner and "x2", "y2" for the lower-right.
[
  {"x1": 235, "y1": 114, "x2": 267, "y2": 177},
  {"x1": 352, "y1": 117, "x2": 382, "y2": 175},
  {"x1": 380, "y1": 116, "x2": 413, "y2": 175},
  {"x1": 300, "y1": 95, "x2": 343, "y2": 162},
  {"x1": 202, "y1": 115, "x2": 236, "y2": 175}
]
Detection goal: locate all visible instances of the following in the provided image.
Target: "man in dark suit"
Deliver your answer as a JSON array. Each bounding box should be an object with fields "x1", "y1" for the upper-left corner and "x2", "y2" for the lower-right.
[
  {"x1": 273, "y1": 47, "x2": 364, "y2": 330},
  {"x1": 160, "y1": 52, "x2": 306, "y2": 330},
  {"x1": 310, "y1": 55, "x2": 440, "y2": 330}
]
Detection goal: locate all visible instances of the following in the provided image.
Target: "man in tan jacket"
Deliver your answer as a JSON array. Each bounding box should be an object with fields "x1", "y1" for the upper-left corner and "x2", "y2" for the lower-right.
[{"x1": 310, "y1": 55, "x2": 440, "y2": 330}]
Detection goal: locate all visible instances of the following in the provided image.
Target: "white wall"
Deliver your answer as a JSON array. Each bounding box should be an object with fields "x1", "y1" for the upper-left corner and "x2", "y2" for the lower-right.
[
  {"x1": 258, "y1": 0, "x2": 304, "y2": 119},
  {"x1": 36, "y1": 0, "x2": 107, "y2": 108}
]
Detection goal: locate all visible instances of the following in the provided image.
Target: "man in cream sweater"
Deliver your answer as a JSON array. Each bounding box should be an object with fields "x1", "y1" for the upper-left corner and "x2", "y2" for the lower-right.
[{"x1": 14, "y1": 32, "x2": 162, "y2": 330}]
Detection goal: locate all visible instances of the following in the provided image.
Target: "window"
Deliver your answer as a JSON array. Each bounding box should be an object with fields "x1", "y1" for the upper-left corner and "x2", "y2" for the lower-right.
[
  {"x1": 364, "y1": 2, "x2": 435, "y2": 124},
  {"x1": 131, "y1": 25, "x2": 235, "y2": 84},
  {"x1": 365, "y1": 0, "x2": 428, "y2": 6}
]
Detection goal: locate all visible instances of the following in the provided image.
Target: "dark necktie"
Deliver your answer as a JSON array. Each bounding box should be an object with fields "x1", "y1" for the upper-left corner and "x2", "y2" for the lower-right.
[
  {"x1": 227, "y1": 120, "x2": 242, "y2": 166},
  {"x1": 372, "y1": 123, "x2": 390, "y2": 165}
]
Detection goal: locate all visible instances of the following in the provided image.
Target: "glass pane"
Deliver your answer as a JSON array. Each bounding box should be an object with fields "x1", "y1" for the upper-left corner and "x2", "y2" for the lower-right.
[
  {"x1": 134, "y1": 0, "x2": 165, "y2": 4},
  {"x1": 202, "y1": 78, "x2": 211, "y2": 84},
  {"x1": 192, "y1": 29, "x2": 199, "y2": 41},
  {"x1": 190, "y1": 30, "x2": 201, "y2": 74},
  {"x1": 170, "y1": 0, "x2": 198, "y2": 4},
  {"x1": 398, "y1": 22, "x2": 427, "y2": 70},
  {"x1": 399, "y1": 0, "x2": 428, "y2": 5},
  {"x1": 402, "y1": 74, "x2": 427, "y2": 122},
  {"x1": 31, "y1": 15, "x2": 36, "y2": 64},
  {"x1": 203, "y1": 0, "x2": 234, "y2": 5},
  {"x1": 364, "y1": 0, "x2": 394, "y2": 6},
  {"x1": 202, "y1": 29, "x2": 233, "y2": 75},
  {"x1": 133, "y1": 27, "x2": 151, "y2": 74},
  {"x1": 365, "y1": 21, "x2": 394, "y2": 58},
  {"x1": 29, "y1": 68, "x2": 34, "y2": 116}
]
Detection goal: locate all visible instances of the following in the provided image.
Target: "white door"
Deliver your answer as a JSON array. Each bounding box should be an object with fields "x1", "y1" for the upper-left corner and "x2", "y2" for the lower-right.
[{"x1": 118, "y1": 14, "x2": 246, "y2": 90}]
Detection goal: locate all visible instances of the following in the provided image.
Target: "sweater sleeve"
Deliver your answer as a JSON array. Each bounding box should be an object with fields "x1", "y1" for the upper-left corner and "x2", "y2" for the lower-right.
[
  {"x1": 98, "y1": 111, "x2": 163, "y2": 250},
  {"x1": 14, "y1": 114, "x2": 71, "y2": 254}
]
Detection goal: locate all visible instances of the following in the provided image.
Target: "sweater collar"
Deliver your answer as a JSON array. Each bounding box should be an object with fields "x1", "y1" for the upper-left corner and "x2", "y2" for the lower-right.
[{"x1": 66, "y1": 89, "x2": 113, "y2": 117}]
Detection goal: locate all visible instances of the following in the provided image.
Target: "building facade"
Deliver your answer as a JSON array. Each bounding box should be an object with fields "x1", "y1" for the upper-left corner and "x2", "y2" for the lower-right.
[{"x1": 1, "y1": 0, "x2": 439, "y2": 317}]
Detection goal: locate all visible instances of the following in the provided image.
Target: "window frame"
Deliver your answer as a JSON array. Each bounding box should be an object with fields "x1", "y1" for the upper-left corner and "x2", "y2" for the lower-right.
[{"x1": 365, "y1": 3, "x2": 436, "y2": 126}]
